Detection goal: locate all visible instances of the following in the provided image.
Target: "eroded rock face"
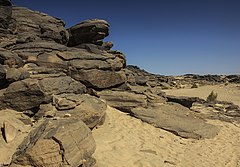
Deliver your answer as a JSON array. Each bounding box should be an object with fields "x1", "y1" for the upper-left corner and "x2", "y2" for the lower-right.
[
  {"x1": 0, "y1": 109, "x2": 32, "y2": 166},
  {"x1": 0, "y1": 0, "x2": 12, "y2": 30},
  {"x1": 9, "y1": 6, "x2": 69, "y2": 44},
  {"x1": 68, "y1": 19, "x2": 109, "y2": 46},
  {"x1": 1, "y1": 76, "x2": 86, "y2": 111},
  {"x1": 53, "y1": 94, "x2": 107, "y2": 129},
  {"x1": 98, "y1": 90, "x2": 148, "y2": 112},
  {"x1": 71, "y1": 69, "x2": 126, "y2": 90},
  {"x1": 11, "y1": 118, "x2": 96, "y2": 167}
]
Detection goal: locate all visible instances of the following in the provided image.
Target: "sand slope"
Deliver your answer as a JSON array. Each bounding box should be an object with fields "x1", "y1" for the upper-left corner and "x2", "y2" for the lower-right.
[
  {"x1": 93, "y1": 106, "x2": 240, "y2": 167},
  {"x1": 93, "y1": 84, "x2": 240, "y2": 167}
]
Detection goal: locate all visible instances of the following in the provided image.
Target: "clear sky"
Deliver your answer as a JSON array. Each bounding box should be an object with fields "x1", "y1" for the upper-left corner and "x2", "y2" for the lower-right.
[{"x1": 12, "y1": 0, "x2": 240, "y2": 75}]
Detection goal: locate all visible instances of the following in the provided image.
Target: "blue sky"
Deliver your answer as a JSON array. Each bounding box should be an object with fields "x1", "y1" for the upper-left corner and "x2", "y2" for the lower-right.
[{"x1": 12, "y1": 0, "x2": 240, "y2": 75}]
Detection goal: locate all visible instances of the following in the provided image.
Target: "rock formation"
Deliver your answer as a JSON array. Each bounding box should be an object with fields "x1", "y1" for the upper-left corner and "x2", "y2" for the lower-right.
[{"x1": 0, "y1": 1, "x2": 239, "y2": 166}]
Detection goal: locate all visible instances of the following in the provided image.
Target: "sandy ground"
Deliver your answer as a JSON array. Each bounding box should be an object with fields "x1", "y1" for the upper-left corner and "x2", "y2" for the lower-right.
[
  {"x1": 164, "y1": 84, "x2": 240, "y2": 106},
  {"x1": 93, "y1": 84, "x2": 240, "y2": 167}
]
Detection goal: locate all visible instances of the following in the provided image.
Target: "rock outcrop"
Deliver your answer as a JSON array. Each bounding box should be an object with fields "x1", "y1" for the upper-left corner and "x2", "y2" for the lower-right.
[
  {"x1": 131, "y1": 103, "x2": 220, "y2": 139},
  {"x1": 1, "y1": 1, "x2": 239, "y2": 166},
  {"x1": 68, "y1": 19, "x2": 109, "y2": 46},
  {"x1": 11, "y1": 119, "x2": 96, "y2": 167}
]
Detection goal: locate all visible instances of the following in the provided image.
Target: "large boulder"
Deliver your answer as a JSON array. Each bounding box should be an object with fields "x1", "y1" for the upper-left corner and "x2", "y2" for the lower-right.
[
  {"x1": 0, "y1": 49, "x2": 24, "y2": 68},
  {"x1": 2, "y1": 76, "x2": 86, "y2": 111},
  {"x1": 68, "y1": 19, "x2": 109, "y2": 46},
  {"x1": 11, "y1": 118, "x2": 96, "y2": 167},
  {"x1": 0, "y1": 109, "x2": 32, "y2": 166},
  {"x1": 166, "y1": 95, "x2": 205, "y2": 108},
  {"x1": 9, "y1": 6, "x2": 69, "y2": 44},
  {"x1": 98, "y1": 90, "x2": 148, "y2": 112},
  {"x1": 70, "y1": 69, "x2": 126, "y2": 90},
  {"x1": 0, "y1": 0, "x2": 12, "y2": 30},
  {"x1": 131, "y1": 103, "x2": 220, "y2": 139},
  {"x1": 53, "y1": 94, "x2": 107, "y2": 129},
  {"x1": 3, "y1": 79, "x2": 46, "y2": 111},
  {"x1": 38, "y1": 76, "x2": 86, "y2": 100}
]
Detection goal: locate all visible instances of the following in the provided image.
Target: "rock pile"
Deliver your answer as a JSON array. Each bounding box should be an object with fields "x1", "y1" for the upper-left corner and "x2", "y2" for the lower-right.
[
  {"x1": 0, "y1": 1, "x2": 119, "y2": 165},
  {"x1": 0, "y1": 1, "x2": 239, "y2": 166},
  {"x1": 125, "y1": 65, "x2": 240, "y2": 89}
]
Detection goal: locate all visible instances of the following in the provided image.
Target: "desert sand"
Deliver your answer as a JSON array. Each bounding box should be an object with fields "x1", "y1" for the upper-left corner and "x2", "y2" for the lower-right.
[
  {"x1": 164, "y1": 84, "x2": 240, "y2": 106},
  {"x1": 93, "y1": 84, "x2": 240, "y2": 167}
]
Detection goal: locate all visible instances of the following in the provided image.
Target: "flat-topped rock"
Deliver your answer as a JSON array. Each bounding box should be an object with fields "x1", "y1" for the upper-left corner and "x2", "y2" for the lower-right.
[
  {"x1": 68, "y1": 19, "x2": 109, "y2": 46},
  {"x1": 131, "y1": 103, "x2": 220, "y2": 139}
]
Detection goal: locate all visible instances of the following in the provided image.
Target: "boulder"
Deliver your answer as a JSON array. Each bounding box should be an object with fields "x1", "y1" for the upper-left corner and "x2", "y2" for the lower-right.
[
  {"x1": 0, "y1": 64, "x2": 7, "y2": 88},
  {"x1": 33, "y1": 103, "x2": 57, "y2": 119},
  {"x1": 3, "y1": 120, "x2": 17, "y2": 143},
  {"x1": 11, "y1": 118, "x2": 96, "y2": 167},
  {"x1": 68, "y1": 19, "x2": 109, "y2": 46},
  {"x1": 3, "y1": 79, "x2": 46, "y2": 111},
  {"x1": 0, "y1": 109, "x2": 32, "y2": 166},
  {"x1": 131, "y1": 103, "x2": 220, "y2": 139},
  {"x1": 2, "y1": 76, "x2": 86, "y2": 111},
  {"x1": 70, "y1": 69, "x2": 126, "y2": 89},
  {"x1": 54, "y1": 94, "x2": 107, "y2": 129},
  {"x1": 98, "y1": 90, "x2": 147, "y2": 112},
  {"x1": 0, "y1": 0, "x2": 12, "y2": 29},
  {"x1": 38, "y1": 76, "x2": 87, "y2": 100},
  {"x1": 0, "y1": 49, "x2": 24, "y2": 67},
  {"x1": 102, "y1": 41, "x2": 113, "y2": 50},
  {"x1": 6, "y1": 68, "x2": 30, "y2": 82},
  {"x1": 9, "y1": 6, "x2": 69, "y2": 44},
  {"x1": 167, "y1": 95, "x2": 205, "y2": 108}
]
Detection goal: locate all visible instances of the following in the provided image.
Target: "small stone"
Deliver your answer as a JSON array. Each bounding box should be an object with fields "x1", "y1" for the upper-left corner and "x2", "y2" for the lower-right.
[
  {"x1": 64, "y1": 113, "x2": 71, "y2": 118},
  {"x1": 3, "y1": 121, "x2": 17, "y2": 143}
]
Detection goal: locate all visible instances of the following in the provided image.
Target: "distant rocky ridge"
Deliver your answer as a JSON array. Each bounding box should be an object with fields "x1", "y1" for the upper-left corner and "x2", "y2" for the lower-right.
[
  {"x1": 0, "y1": 1, "x2": 239, "y2": 166},
  {"x1": 125, "y1": 65, "x2": 240, "y2": 89}
]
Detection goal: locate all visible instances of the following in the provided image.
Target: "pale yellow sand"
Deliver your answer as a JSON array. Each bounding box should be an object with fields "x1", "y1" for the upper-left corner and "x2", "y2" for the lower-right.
[
  {"x1": 93, "y1": 84, "x2": 240, "y2": 167},
  {"x1": 164, "y1": 84, "x2": 240, "y2": 106}
]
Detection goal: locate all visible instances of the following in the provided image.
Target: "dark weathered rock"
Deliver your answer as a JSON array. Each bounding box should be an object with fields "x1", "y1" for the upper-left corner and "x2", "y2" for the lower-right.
[
  {"x1": 131, "y1": 103, "x2": 220, "y2": 139},
  {"x1": 102, "y1": 41, "x2": 113, "y2": 50},
  {"x1": 38, "y1": 76, "x2": 87, "y2": 100},
  {"x1": 191, "y1": 100, "x2": 240, "y2": 123},
  {"x1": 70, "y1": 69, "x2": 126, "y2": 89},
  {"x1": 2, "y1": 76, "x2": 86, "y2": 111},
  {"x1": 57, "y1": 48, "x2": 115, "y2": 61},
  {"x1": 0, "y1": 64, "x2": 7, "y2": 88},
  {"x1": 226, "y1": 75, "x2": 240, "y2": 83},
  {"x1": 11, "y1": 41, "x2": 67, "y2": 53},
  {"x1": 11, "y1": 118, "x2": 96, "y2": 167},
  {"x1": 9, "y1": 6, "x2": 69, "y2": 44},
  {"x1": 167, "y1": 95, "x2": 205, "y2": 108},
  {"x1": 6, "y1": 68, "x2": 30, "y2": 82},
  {"x1": 0, "y1": 0, "x2": 12, "y2": 29},
  {"x1": 98, "y1": 90, "x2": 147, "y2": 112},
  {"x1": 54, "y1": 94, "x2": 107, "y2": 128},
  {"x1": 3, "y1": 79, "x2": 46, "y2": 111},
  {"x1": 0, "y1": 49, "x2": 24, "y2": 67},
  {"x1": 33, "y1": 103, "x2": 57, "y2": 119},
  {"x1": 68, "y1": 19, "x2": 109, "y2": 46}
]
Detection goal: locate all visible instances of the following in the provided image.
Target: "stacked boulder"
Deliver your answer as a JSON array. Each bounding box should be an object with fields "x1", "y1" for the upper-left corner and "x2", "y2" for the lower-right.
[
  {"x1": 2, "y1": 1, "x2": 239, "y2": 166},
  {"x1": 0, "y1": 1, "x2": 124, "y2": 166}
]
